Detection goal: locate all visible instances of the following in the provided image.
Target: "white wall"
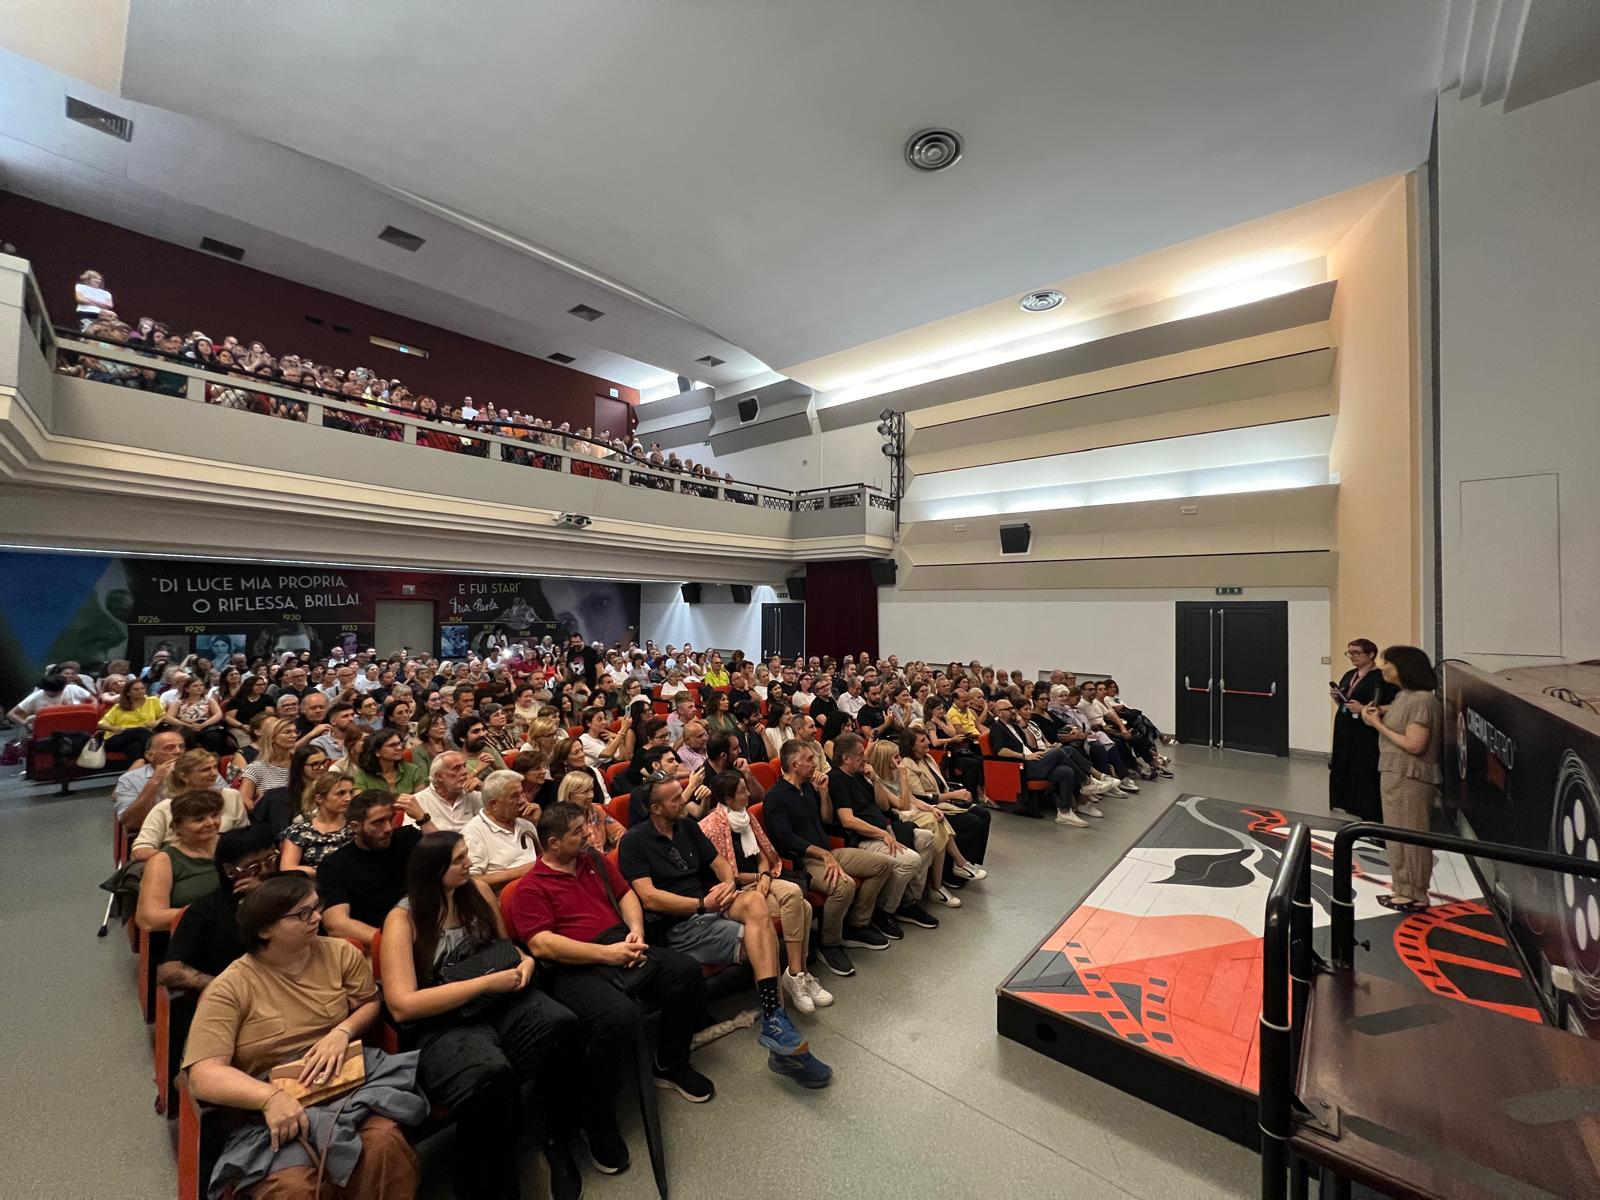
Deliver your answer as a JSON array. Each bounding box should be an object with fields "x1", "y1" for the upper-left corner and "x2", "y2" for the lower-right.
[
  {"x1": 668, "y1": 421, "x2": 890, "y2": 494},
  {"x1": 641, "y1": 582, "x2": 783, "y2": 655},
  {"x1": 1438, "y1": 80, "x2": 1600, "y2": 670},
  {"x1": 878, "y1": 587, "x2": 1332, "y2": 753}
]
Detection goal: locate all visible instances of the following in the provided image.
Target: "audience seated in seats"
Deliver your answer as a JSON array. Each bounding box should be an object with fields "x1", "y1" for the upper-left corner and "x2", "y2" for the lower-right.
[
  {"x1": 97, "y1": 678, "x2": 167, "y2": 761},
  {"x1": 165, "y1": 674, "x2": 230, "y2": 754},
  {"x1": 511, "y1": 748, "x2": 557, "y2": 813},
  {"x1": 898, "y1": 729, "x2": 991, "y2": 886},
  {"x1": 136, "y1": 788, "x2": 226, "y2": 933},
  {"x1": 253, "y1": 744, "x2": 335, "y2": 838},
  {"x1": 550, "y1": 736, "x2": 612, "y2": 807},
  {"x1": 761, "y1": 702, "x2": 797, "y2": 760},
  {"x1": 698, "y1": 770, "x2": 832, "y2": 1015},
  {"x1": 828, "y1": 732, "x2": 939, "y2": 939},
  {"x1": 159, "y1": 823, "x2": 280, "y2": 993},
  {"x1": 1080, "y1": 681, "x2": 1163, "y2": 779},
  {"x1": 865, "y1": 739, "x2": 975, "y2": 909},
  {"x1": 380, "y1": 831, "x2": 585, "y2": 1200},
  {"x1": 699, "y1": 689, "x2": 736, "y2": 737},
  {"x1": 132, "y1": 750, "x2": 248, "y2": 863},
  {"x1": 238, "y1": 717, "x2": 298, "y2": 812},
  {"x1": 506, "y1": 802, "x2": 714, "y2": 1176},
  {"x1": 757, "y1": 740, "x2": 896, "y2": 978},
  {"x1": 931, "y1": 690, "x2": 987, "y2": 801},
  {"x1": 7, "y1": 671, "x2": 94, "y2": 731},
  {"x1": 1044, "y1": 685, "x2": 1141, "y2": 793},
  {"x1": 411, "y1": 712, "x2": 451, "y2": 776},
  {"x1": 730, "y1": 702, "x2": 769, "y2": 768},
  {"x1": 619, "y1": 776, "x2": 831, "y2": 1089},
  {"x1": 557, "y1": 769, "x2": 625, "y2": 851},
  {"x1": 818, "y1": 709, "x2": 859, "y2": 770},
  {"x1": 316, "y1": 790, "x2": 423, "y2": 948},
  {"x1": 452, "y1": 713, "x2": 504, "y2": 782},
  {"x1": 462, "y1": 769, "x2": 543, "y2": 889},
  {"x1": 702, "y1": 732, "x2": 766, "y2": 805},
  {"x1": 115, "y1": 728, "x2": 188, "y2": 829},
  {"x1": 400, "y1": 749, "x2": 483, "y2": 833},
  {"x1": 224, "y1": 673, "x2": 274, "y2": 741},
  {"x1": 578, "y1": 706, "x2": 628, "y2": 768},
  {"x1": 280, "y1": 773, "x2": 357, "y2": 874},
  {"x1": 673, "y1": 719, "x2": 710, "y2": 774},
  {"x1": 664, "y1": 693, "x2": 697, "y2": 743},
  {"x1": 350, "y1": 727, "x2": 427, "y2": 798},
  {"x1": 182, "y1": 873, "x2": 425, "y2": 1200},
  {"x1": 1101, "y1": 680, "x2": 1175, "y2": 775}
]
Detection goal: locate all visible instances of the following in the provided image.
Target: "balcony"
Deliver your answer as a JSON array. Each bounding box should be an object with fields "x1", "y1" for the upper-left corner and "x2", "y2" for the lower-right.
[{"x1": 0, "y1": 257, "x2": 892, "y2": 579}]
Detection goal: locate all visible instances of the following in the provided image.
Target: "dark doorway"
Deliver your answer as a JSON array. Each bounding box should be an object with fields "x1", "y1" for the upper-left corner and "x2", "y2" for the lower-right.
[
  {"x1": 1174, "y1": 601, "x2": 1289, "y2": 756},
  {"x1": 761, "y1": 602, "x2": 804, "y2": 661}
]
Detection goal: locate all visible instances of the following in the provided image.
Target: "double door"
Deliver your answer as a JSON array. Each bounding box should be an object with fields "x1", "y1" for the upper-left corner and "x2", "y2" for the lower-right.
[
  {"x1": 761, "y1": 602, "x2": 804, "y2": 661},
  {"x1": 1175, "y1": 601, "x2": 1288, "y2": 756}
]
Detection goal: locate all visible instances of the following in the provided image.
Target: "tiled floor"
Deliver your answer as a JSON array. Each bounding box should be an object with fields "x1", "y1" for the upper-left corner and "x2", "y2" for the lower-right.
[{"x1": 0, "y1": 744, "x2": 1335, "y2": 1199}]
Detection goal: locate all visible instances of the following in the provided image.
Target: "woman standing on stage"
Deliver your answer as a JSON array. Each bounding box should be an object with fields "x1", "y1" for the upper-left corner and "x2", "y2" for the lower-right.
[
  {"x1": 1362, "y1": 645, "x2": 1442, "y2": 913},
  {"x1": 1328, "y1": 638, "x2": 1397, "y2": 821}
]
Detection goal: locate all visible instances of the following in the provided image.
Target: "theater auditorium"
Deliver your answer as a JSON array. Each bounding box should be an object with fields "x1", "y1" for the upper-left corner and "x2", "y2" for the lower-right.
[{"x1": 4, "y1": 5, "x2": 1600, "y2": 1199}]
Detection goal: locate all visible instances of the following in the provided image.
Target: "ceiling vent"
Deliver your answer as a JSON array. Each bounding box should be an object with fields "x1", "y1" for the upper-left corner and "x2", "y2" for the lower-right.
[
  {"x1": 1020, "y1": 289, "x2": 1065, "y2": 312},
  {"x1": 377, "y1": 225, "x2": 426, "y2": 252},
  {"x1": 548, "y1": 352, "x2": 576, "y2": 364},
  {"x1": 567, "y1": 303, "x2": 604, "y2": 322},
  {"x1": 198, "y1": 236, "x2": 245, "y2": 261},
  {"x1": 904, "y1": 128, "x2": 963, "y2": 172},
  {"x1": 65, "y1": 96, "x2": 133, "y2": 141},
  {"x1": 695, "y1": 354, "x2": 726, "y2": 367}
]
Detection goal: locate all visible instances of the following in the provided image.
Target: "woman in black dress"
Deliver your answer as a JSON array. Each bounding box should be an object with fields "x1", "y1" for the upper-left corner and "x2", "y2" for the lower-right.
[{"x1": 1328, "y1": 638, "x2": 1397, "y2": 820}]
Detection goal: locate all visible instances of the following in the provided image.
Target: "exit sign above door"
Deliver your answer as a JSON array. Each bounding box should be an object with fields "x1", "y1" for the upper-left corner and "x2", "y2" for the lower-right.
[{"x1": 1215, "y1": 587, "x2": 1243, "y2": 595}]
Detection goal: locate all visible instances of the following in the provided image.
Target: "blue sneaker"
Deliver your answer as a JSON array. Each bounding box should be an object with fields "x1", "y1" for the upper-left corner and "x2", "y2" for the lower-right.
[
  {"x1": 768, "y1": 1049, "x2": 832, "y2": 1089},
  {"x1": 756, "y1": 1008, "x2": 807, "y2": 1056}
]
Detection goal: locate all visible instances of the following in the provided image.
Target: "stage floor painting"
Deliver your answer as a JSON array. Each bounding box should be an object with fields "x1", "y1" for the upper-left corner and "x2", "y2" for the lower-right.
[{"x1": 997, "y1": 795, "x2": 1543, "y2": 1141}]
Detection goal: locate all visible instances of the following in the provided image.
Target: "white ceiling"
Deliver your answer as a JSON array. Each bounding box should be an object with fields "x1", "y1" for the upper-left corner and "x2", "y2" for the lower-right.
[{"x1": 114, "y1": 0, "x2": 1448, "y2": 381}]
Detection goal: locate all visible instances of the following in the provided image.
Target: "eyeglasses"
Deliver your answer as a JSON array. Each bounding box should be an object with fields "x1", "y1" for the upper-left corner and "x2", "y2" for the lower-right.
[
  {"x1": 306, "y1": 758, "x2": 331, "y2": 772},
  {"x1": 223, "y1": 850, "x2": 281, "y2": 881},
  {"x1": 283, "y1": 900, "x2": 324, "y2": 925}
]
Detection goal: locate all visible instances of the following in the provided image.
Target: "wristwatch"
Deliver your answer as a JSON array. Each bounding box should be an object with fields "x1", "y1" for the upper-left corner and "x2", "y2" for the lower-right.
[
  {"x1": 695, "y1": 900, "x2": 705, "y2": 915},
  {"x1": 417, "y1": 813, "x2": 433, "y2": 825}
]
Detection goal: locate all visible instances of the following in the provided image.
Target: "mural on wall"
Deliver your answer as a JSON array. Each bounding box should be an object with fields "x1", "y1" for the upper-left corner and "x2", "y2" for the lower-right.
[{"x1": 0, "y1": 551, "x2": 639, "y2": 697}]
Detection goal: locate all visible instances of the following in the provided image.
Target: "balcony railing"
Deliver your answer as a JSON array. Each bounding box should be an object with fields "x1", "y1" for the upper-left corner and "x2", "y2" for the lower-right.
[{"x1": 51, "y1": 332, "x2": 891, "y2": 516}]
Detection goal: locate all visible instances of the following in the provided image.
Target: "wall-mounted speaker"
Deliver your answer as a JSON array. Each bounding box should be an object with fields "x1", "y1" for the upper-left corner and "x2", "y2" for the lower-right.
[
  {"x1": 736, "y1": 396, "x2": 760, "y2": 423},
  {"x1": 681, "y1": 583, "x2": 702, "y2": 604},
  {"x1": 785, "y1": 575, "x2": 806, "y2": 601},
  {"x1": 999, "y1": 522, "x2": 1032, "y2": 555},
  {"x1": 870, "y1": 559, "x2": 898, "y2": 587},
  {"x1": 730, "y1": 584, "x2": 753, "y2": 604}
]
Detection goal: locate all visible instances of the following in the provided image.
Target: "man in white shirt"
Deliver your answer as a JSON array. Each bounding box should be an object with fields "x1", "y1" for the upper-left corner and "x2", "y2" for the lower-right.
[
  {"x1": 7, "y1": 673, "x2": 95, "y2": 729},
  {"x1": 836, "y1": 678, "x2": 868, "y2": 718},
  {"x1": 461, "y1": 769, "x2": 539, "y2": 889},
  {"x1": 461, "y1": 396, "x2": 479, "y2": 421},
  {"x1": 157, "y1": 670, "x2": 191, "y2": 707},
  {"x1": 113, "y1": 729, "x2": 186, "y2": 825},
  {"x1": 404, "y1": 750, "x2": 483, "y2": 832},
  {"x1": 666, "y1": 693, "x2": 697, "y2": 740}
]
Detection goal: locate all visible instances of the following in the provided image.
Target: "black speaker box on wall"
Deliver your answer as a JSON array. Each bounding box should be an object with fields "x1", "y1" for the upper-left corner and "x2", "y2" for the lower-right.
[
  {"x1": 870, "y1": 559, "x2": 898, "y2": 587},
  {"x1": 730, "y1": 584, "x2": 753, "y2": 604},
  {"x1": 785, "y1": 576, "x2": 806, "y2": 601},
  {"x1": 999, "y1": 522, "x2": 1032, "y2": 555},
  {"x1": 681, "y1": 583, "x2": 702, "y2": 604}
]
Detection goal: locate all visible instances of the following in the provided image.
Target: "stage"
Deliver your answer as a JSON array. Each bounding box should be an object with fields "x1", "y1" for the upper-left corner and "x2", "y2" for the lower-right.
[{"x1": 996, "y1": 795, "x2": 1545, "y2": 1145}]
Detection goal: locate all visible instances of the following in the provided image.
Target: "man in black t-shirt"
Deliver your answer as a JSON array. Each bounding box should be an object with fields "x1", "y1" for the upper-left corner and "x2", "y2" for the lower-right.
[
  {"x1": 159, "y1": 824, "x2": 280, "y2": 992},
  {"x1": 566, "y1": 633, "x2": 602, "y2": 689},
  {"x1": 317, "y1": 790, "x2": 424, "y2": 947},
  {"x1": 827, "y1": 733, "x2": 938, "y2": 939}
]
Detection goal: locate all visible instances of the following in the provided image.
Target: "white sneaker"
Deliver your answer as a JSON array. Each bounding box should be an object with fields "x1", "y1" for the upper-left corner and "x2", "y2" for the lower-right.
[
  {"x1": 929, "y1": 886, "x2": 963, "y2": 908},
  {"x1": 782, "y1": 969, "x2": 816, "y2": 1015},
  {"x1": 952, "y1": 862, "x2": 988, "y2": 882},
  {"x1": 1079, "y1": 803, "x2": 1105, "y2": 818},
  {"x1": 802, "y1": 972, "x2": 834, "y2": 1008},
  {"x1": 1087, "y1": 777, "x2": 1118, "y2": 795},
  {"x1": 1119, "y1": 779, "x2": 1140, "y2": 793},
  {"x1": 1055, "y1": 810, "x2": 1089, "y2": 827}
]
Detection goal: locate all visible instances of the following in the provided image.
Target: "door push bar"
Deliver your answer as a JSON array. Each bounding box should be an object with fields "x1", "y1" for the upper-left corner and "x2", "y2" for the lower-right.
[
  {"x1": 1183, "y1": 676, "x2": 1213, "y2": 694},
  {"x1": 1219, "y1": 680, "x2": 1277, "y2": 698}
]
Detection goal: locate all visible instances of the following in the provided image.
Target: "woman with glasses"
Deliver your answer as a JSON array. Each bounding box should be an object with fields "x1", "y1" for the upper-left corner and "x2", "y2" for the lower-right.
[
  {"x1": 351, "y1": 727, "x2": 427, "y2": 798},
  {"x1": 1329, "y1": 638, "x2": 1398, "y2": 822},
  {"x1": 412, "y1": 711, "x2": 451, "y2": 776},
  {"x1": 280, "y1": 773, "x2": 356, "y2": 874},
  {"x1": 182, "y1": 873, "x2": 425, "y2": 1199},
  {"x1": 251, "y1": 744, "x2": 330, "y2": 838}
]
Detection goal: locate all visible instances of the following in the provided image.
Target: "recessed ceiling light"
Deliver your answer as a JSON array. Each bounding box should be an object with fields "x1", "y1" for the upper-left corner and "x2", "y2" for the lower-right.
[
  {"x1": 905, "y1": 128, "x2": 963, "y2": 173},
  {"x1": 695, "y1": 355, "x2": 726, "y2": 367},
  {"x1": 1020, "y1": 290, "x2": 1065, "y2": 313}
]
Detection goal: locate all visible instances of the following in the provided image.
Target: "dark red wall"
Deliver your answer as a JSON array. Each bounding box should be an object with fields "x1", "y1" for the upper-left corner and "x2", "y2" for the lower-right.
[{"x1": 0, "y1": 190, "x2": 639, "y2": 433}]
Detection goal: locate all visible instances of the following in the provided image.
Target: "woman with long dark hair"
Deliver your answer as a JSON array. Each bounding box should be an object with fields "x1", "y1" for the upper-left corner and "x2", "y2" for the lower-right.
[
  {"x1": 1328, "y1": 637, "x2": 1398, "y2": 820},
  {"x1": 1361, "y1": 645, "x2": 1442, "y2": 913},
  {"x1": 380, "y1": 831, "x2": 582, "y2": 1199},
  {"x1": 352, "y1": 727, "x2": 427, "y2": 797}
]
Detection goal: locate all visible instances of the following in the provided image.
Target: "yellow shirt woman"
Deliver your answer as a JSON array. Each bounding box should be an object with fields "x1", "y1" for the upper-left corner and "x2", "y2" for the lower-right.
[{"x1": 99, "y1": 696, "x2": 165, "y2": 729}]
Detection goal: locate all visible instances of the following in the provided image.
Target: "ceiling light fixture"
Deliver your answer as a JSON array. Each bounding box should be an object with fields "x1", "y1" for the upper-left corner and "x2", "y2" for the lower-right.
[
  {"x1": 1020, "y1": 289, "x2": 1065, "y2": 313},
  {"x1": 904, "y1": 128, "x2": 963, "y2": 173}
]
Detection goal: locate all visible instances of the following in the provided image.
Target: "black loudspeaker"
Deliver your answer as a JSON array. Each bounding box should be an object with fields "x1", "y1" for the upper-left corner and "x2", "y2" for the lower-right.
[
  {"x1": 681, "y1": 583, "x2": 702, "y2": 604},
  {"x1": 870, "y1": 559, "x2": 898, "y2": 587},
  {"x1": 785, "y1": 575, "x2": 806, "y2": 601},
  {"x1": 999, "y1": 522, "x2": 1032, "y2": 555},
  {"x1": 730, "y1": 584, "x2": 753, "y2": 604},
  {"x1": 737, "y1": 396, "x2": 760, "y2": 423}
]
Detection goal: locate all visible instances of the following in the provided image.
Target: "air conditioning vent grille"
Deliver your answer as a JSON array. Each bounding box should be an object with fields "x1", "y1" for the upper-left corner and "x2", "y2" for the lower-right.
[
  {"x1": 377, "y1": 225, "x2": 426, "y2": 252},
  {"x1": 199, "y1": 236, "x2": 245, "y2": 261},
  {"x1": 548, "y1": 352, "x2": 576, "y2": 364},
  {"x1": 65, "y1": 96, "x2": 133, "y2": 141},
  {"x1": 567, "y1": 303, "x2": 604, "y2": 322}
]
